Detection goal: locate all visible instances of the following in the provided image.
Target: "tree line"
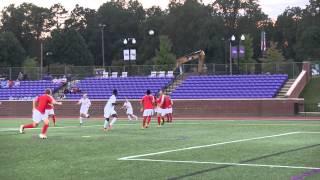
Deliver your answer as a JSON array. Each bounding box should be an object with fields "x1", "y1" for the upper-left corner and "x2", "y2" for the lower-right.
[{"x1": 0, "y1": 0, "x2": 319, "y2": 68}]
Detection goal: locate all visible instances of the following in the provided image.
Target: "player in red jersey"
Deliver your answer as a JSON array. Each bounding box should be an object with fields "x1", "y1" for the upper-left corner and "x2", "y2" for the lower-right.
[
  {"x1": 164, "y1": 94, "x2": 173, "y2": 123},
  {"x1": 19, "y1": 89, "x2": 62, "y2": 139},
  {"x1": 140, "y1": 89, "x2": 155, "y2": 129},
  {"x1": 155, "y1": 90, "x2": 166, "y2": 127},
  {"x1": 45, "y1": 94, "x2": 57, "y2": 126}
]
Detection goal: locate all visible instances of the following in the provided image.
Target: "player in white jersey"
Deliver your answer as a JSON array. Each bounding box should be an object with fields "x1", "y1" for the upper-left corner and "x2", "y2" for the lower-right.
[
  {"x1": 103, "y1": 89, "x2": 118, "y2": 131},
  {"x1": 77, "y1": 94, "x2": 91, "y2": 125},
  {"x1": 121, "y1": 98, "x2": 138, "y2": 121}
]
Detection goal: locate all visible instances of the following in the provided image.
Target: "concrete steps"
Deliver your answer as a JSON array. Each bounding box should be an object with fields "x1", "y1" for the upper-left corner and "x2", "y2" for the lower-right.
[
  {"x1": 165, "y1": 75, "x2": 186, "y2": 95},
  {"x1": 276, "y1": 79, "x2": 295, "y2": 98}
]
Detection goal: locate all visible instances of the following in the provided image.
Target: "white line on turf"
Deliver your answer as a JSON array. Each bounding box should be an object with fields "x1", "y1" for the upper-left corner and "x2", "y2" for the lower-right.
[
  {"x1": 118, "y1": 132, "x2": 300, "y2": 160},
  {"x1": 124, "y1": 158, "x2": 320, "y2": 170},
  {"x1": 299, "y1": 131, "x2": 320, "y2": 134},
  {"x1": 82, "y1": 136, "x2": 91, "y2": 138},
  {"x1": 0, "y1": 123, "x2": 137, "y2": 132}
]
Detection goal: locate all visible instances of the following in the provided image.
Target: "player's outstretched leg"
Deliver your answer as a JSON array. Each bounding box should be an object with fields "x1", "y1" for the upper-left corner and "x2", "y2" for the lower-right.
[
  {"x1": 104, "y1": 118, "x2": 109, "y2": 132},
  {"x1": 146, "y1": 116, "x2": 151, "y2": 128},
  {"x1": 127, "y1": 115, "x2": 132, "y2": 121},
  {"x1": 142, "y1": 116, "x2": 147, "y2": 129},
  {"x1": 132, "y1": 114, "x2": 138, "y2": 121},
  {"x1": 109, "y1": 115, "x2": 117, "y2": 130},
  {"x1": 39, "y1": 119, "x2": 49, "y2": 139},
  {"x1": 19, "y1": 122, "x2": 38, "y2": 134},
  {"x1": 52, "y1": 115, "x2": 56, "y2": 126},
  {"x1": 157, "y1": 115, "x2": 161, "y2": 127}
]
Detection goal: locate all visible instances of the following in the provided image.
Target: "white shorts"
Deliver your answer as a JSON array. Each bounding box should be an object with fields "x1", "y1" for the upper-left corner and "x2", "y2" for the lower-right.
[
  {"x1": 104, "y1": 109, "x2": 117, "y2": 118},
  {"x1": 126, "y1": 108, "x2": 133, "y2": 115},
  {"x1": 166, "y1": 108, "x2": 173, "y2": 114},
  {"x1": 155, "y1": 107, "x2": 166, "y2": 116},
  {"x1": 32, "y1": 109, "x2": 48, "y2": 123},
  {"x1": 80, "y1": 106, "x2": 89, "y2": 115},
  {"x1": 45, "y1": 109, "x2": 55, "y2": 116},
  {"x1": 143, "y1": 109, "x2": 154, "y2": 117}
]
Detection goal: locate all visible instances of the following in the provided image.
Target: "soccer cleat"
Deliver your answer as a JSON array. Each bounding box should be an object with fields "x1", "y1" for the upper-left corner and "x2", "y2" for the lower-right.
[
  {"x1": 87, "y1": 114, "x2": 90, "y2": 118},
  {"x1": 19, "y1": 125, "x2": 25, "y2": 134},
  {"x1": 39, "y1": 134, "x2": 47, "y2": 139}
]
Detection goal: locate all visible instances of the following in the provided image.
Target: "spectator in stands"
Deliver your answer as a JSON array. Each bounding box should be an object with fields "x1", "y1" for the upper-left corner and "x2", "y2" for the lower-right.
[
  {"x1": 14, "y1": 80, "x2": 20, "y2": 87},
  {"x1": 0, "y1": 80, "x2": 6, "y2": 88},
  {"x1": 61, "y1": 75, "x2": 67, "y2": 84},
  {"x1": 17, "y1": 72, "x2": 24, "y2": 81},
  {"x1": 6, "y1": 80, "x2": 14, "y2": 88}
]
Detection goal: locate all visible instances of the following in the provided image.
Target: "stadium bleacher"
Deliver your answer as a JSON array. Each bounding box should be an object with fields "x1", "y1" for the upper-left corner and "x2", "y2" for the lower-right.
[
  {"x1": 65, "y1": 77, "x2": 174, "y2": 99},
  {"x1": 0, "y1": 80, "x2": 64, "y2": 100},
  {"x1": 171, "y1": 74, "x2": 288, "y2": 99}
]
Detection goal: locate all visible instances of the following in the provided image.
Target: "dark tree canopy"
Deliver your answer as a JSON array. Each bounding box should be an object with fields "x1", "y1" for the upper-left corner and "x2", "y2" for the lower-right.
[{"x1": 0, "y1": 0, "x2": 319, "y2": 68}]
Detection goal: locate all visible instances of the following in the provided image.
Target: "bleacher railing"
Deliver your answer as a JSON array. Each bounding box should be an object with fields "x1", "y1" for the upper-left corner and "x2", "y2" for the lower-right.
[{"x1": 0, "y1": 62, "x2": 308, "y2": 81}]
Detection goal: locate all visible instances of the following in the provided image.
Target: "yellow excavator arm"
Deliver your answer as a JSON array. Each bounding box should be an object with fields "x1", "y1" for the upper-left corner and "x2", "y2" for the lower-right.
[{"x1": 176, "y1": 50, "x2": 205, "y2": 73}]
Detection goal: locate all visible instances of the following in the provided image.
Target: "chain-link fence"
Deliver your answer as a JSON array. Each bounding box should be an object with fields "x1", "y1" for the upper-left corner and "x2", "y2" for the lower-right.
[{"x1": 0, "y1": 62, "x2": 309, "y2": 81}]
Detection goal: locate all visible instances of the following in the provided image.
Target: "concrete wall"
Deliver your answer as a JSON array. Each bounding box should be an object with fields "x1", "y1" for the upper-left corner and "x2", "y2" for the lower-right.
[
  {"x1": 286, "y1": 62, "x2": 311, "y2": 98},
  {"x1": 0, "y1": 98, "x2": 304, "y2": 118}
]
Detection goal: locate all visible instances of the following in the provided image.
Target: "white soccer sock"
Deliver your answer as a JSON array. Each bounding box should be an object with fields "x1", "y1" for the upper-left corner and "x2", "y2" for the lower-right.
[
  {"x1": 110, "y1": 117, "x2": 117, "y2": 126},
  {"x1": 79, "y1": 117, "x2": 83, "y2": 124},
  {"x1": 132, "y1": 114, "x2": 138, "y2": 120},
  {"x1": 103, "y1": 120, "x2": 109, "y2": 129},
  {"x1": 128, "y1": 115, "x2": 132, "y2": 121}
]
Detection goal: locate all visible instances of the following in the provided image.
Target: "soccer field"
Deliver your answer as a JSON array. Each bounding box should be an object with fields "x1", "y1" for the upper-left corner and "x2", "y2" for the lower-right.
[{"x1": 0, "y1": 119, "x2": 320, "y2": 180}]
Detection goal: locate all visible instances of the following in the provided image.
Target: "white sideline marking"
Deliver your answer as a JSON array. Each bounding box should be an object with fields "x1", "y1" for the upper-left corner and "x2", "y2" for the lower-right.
[
  {"x1": 124, "y1": 158, "x2": 320, "y2": 170},
  {"x1": 82, "y1": 136, "x2": 91, "y2": 138},
  {"x1": 300, "y1": 131, "x2": 320, "y2": 134},
  {"x1": 118, "y1": 132, "x2": 300, "y2": 160},
  {"x1": 0, "y1": 123, "x2": 137, "y2": 132}
]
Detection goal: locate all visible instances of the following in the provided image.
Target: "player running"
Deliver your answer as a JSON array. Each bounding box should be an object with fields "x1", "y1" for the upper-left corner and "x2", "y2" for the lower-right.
[
  {"x1": 141, "y1": 89, "x2": 155, "y2": 129},
  {"x1": 165, "y1": 94, "x2": 173, "y2": 123},
  {"x1": 19, "y1": 89, "x2": 62, "y2": 139},
  {"x1": 45, "y1": 93, "x2": 58, "y2": 126},
  {"x1": 103, "y1": 89, "x2": 118, "y2": 132},
  {"x1": 77, "y1": 93, "x2": 91, "y2": 126},
  {"x1": 122, "y1": 98, "x2": 138, "y2": 121}
]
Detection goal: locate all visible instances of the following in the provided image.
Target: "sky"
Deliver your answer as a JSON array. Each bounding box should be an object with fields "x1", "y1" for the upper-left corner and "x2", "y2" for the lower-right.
[{"x1": 0, "y1": 0, "x2": 310, "y2": 19}]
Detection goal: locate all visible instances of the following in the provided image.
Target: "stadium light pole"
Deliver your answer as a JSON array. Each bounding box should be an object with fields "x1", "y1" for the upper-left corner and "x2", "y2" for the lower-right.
[
  {"x1": 230, "y1": 35, "x2": 236, "y2": 75},
  {"x1": 99, "y1": 24, "x2": 106, "y2": 67},
  {"x1": 40, "y1": 41, "x2": 43, "y2": 78}
]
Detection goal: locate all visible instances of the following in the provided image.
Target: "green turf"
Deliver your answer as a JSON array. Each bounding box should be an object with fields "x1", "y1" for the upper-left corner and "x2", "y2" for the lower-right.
[{"x1": 0, "y1": 119, "x2": 320, "y2": 180}]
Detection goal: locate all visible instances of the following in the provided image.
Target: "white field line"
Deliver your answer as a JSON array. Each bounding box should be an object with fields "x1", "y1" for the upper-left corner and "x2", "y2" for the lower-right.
[
  {"x1": 0, "y1": 123, "x2": 137, "y2": 132},
  {"x1": 299, "y1": 131, "x2": 320, "y2": 134},
  {"x1": 118, "y1": 132, "x2": 300, "y2": 160},
  {"x1": 1, "y1": 122, "x2": 319, "y2": 132},
  {"x1": 124, "y1": 158, "x2": 320, "y2": 170}
]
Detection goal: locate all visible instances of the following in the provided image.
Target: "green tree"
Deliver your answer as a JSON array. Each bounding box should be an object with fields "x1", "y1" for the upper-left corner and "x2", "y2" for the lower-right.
[
  {"x1": 0, "y1": 32, "x2": 26, "y2": 66},
  {"x1": 242, "y1": 34, "x2": 255, "y2": 63},
  {"x1": 152, "y1": 35, "x2": 176, "y2": 68},
  {"x1": 22, "y1": 57, "x2": 39, "y2": 80},
  {"x1": 46, "y1": 29, "x2": 94, "y2": 66},
  {"x1": 295, "y1": 26, "x2": 320, "y2": 61}
]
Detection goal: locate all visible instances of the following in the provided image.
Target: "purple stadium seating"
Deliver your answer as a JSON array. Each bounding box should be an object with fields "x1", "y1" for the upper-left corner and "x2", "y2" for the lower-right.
[
  {"x1": 0, "y1": 80, "x2": 64, "y2": 100},
  {"x1": 171, "y1": 74, "x2": 288, "y2": 99},
  {"x1": 65, "y1": 77, "x2": 173, "y2": 99}
]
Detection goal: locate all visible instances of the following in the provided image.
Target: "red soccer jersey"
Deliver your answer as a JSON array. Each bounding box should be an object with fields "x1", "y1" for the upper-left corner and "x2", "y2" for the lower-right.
[
  {"x1": 45, "y1": 96, "x2": 54, "y2": 110},
  {"x1": 35, "y1": 95, "x2": 53, "y2": 114},
  {"x1": 141, "y1": 95, "x2": 154, "y2": 109},
  {"x1": 164, "y1": 96, "x2": 172, "y2": 108},
  {"x1": 157, "y1": 95, "x2": 165, "y2": 108}
]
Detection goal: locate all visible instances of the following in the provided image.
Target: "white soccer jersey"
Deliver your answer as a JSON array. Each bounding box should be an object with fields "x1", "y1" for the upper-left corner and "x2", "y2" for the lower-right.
[
  {"x1": 79, "y1": 98, "x2": 91, "y2": 108},
  {"x1": 123, "y1": 101, "x2": 132, "y2": 110},
  {"x1": 104, "y1": 95, "x2": 116, "y2": 112},
  {"x1": 123, "y1": 101, "x2": 133, "y2": 115}
]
